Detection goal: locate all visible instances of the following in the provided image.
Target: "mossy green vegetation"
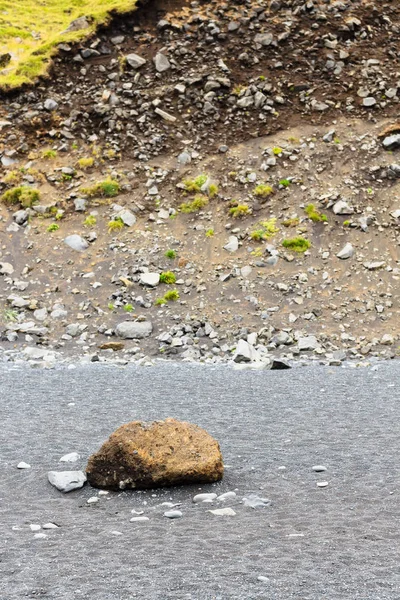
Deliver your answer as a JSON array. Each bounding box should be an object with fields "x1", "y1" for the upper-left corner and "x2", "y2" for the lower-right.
[
  {"x1": 81, "y1": 178, "x2": 120, "y2": 198},
  {"x1": 0, "y1": 0, "x2": 138, "y2": 90},
  {"x1": 229, "y1": 204, "x2": 250, "y2": 218},
  {"x1": 253, "y1": 184, "x2": 274, "y2": 198},
  {"x1": 304, "y1": 203, "x2": 328, "y2": 223},
  {"x1": 155, "y1": 289, "x2": 180, "y2": 305},
  {"x1": 164, "y1": 249, "x2": 177, "y2": 259},
  {"x1": 183, "y1": 174, "x2": 208, "y2": 193},
  {"x1": 1, "y1": 185, "x2": 40, "y2": 207},
  {"x1": 180, "y1": 195, "x2": 209, "y2": 213},
  {"x1": 159, "y1": 271, "x2": 176, "y2": 284},
  {"x1": 282, "y1": 236, "x2": 311, "y2": 252},
  {"x1": 108, "y1": 216, "x2": 124, "y2": 233},
  {"x1": 250, "y1": 218, "x2": 279, "y2": 241}
]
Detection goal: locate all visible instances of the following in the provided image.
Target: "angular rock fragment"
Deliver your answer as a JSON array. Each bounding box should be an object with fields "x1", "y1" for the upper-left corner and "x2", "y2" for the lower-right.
[
  {"x1": 86, "y1": 418, "x2": 223, "y2": 490},
  {"x1": 48, "y1": 471, "x2": 86, "y2": 492},
  {"x1": 115, "y1": 320, "x2": 153, "y2": 339}
]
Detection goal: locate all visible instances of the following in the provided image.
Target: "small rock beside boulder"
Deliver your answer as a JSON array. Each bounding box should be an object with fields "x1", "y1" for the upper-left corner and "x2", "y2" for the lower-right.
[
  {"x1": 86, "y1": 418, "x2": 223, "y2": 490},
  {"x1": 115, "y1": 320, "x2": 153, "y2": 339}
]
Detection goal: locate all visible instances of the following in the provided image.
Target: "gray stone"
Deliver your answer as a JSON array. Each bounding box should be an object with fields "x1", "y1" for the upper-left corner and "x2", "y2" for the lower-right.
[
  {"x1": 193, "y1": 493, "x2": 217, "y2": 503},
  {"x1": 47, "y1": 471, "x2": 86, "y2": 493},
  {"x1": 64, "y1": 234, "x2": 89, "y2": 252},
  {"x1": 208, "y1": 508, "x2": 236, "y2": 516},
  {"x1": 363, "y1": 97, "x2": 376, "y2": 107},
  {"x1": 74, "y1": 198, "x2": 87, "y2": 212},
  {"x1": 63, "y1": 16, "x2": 90, "y2": 33},
  {"x1": 59, "y1": 452, "x2": 80, "y2": 463},
  {"x1": 140, "y1": 273, "x2": 160, "y2": 287},
  {"x1": 154, "y1": 53, "x2": 171, "y2": 73},
  {"x1": 118, "y1": 208, "x2": 136, "y2": 227},
  {"x1": 233, "y1": 339, "x2": 260, "y2": 363},
  {"x1": 44, "y1": 99, "x2": 58, "y2": 111},
  {"x1": 383, "y1": 135, "x2": 400, "y2": 150},
  {"x1": 163, "y1": 510, "x2": 182, "y2": 519},
  {"x1": 312, "y1": 465, "x2": 327, "y2": 472},
  {"x1": 224, "y1": 236, "x2": 239, "y2": 253},
  {"x1": 254, "y1": 33, "x2": 273, "y2": 46},
  {"x1": 0, "y1": 262, "x2": 14, "y2": 275},
  {"x1": 217, "y1": 491, "x2": 237, "y2": 501},
  {"x1": 336, "y1": 243, "x2": 354, "y2": 259},
  {"x1": 298, "y1": 336, "x2": 319, "y2": 351},
  {"x1": 125, "y1": 53, "x2": 146, "y2": 69},
  {"x1": 154, "y1": 107, "x2": 176, "y2": 122},
  {"x1": 17, "y1": 462, "x2": 31, "y2": 469},
  {"x1": 333, "y1": 200, "x2": 354, "y2": 215},
  {"x1": 115, "y1": 321, "x2": 153, "y2": 339}
]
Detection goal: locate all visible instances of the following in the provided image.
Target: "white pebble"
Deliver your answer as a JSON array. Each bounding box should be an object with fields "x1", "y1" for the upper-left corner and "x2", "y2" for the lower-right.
[
  {"x1": 257, "y1": 576, "x2": 270, "y2": 583},
  {"x1": 42, "y1": 523, "x2": 59, "y2": 529},
  {"x1": 163, "y1": 510, "x2": 182, "y2": 519},
  {"x1": 110, "y1": 530, "x2": 123, "y2": 536},
  {"x1": 208, "y1": 508, "x2": 236, "y2": 516},
  {"x1": 34, "y1": 533, "x2": 47, "y2": 539},
  {"x1": 59, "y1": 452, "x2": 80, "y2": 463},
  {"x1": 130, "y1": 516, "x2": 149, "y2": 523},
  {"x1": 312, "y1": 465, "x2": 327, "y2": 472},
  {"x1": 193, "y1": 493, "x2": 217, "y2": 503},
  {"x1": 87, "y1": 496, "x2": 99, "y2": 504},
  {"x1": 17, "y1": 462, "x2": 31, "y2": 469},
  {"x1": 317, "y1": 481, "x2": 329, "y2": 488},
  {"x1": 131, "y1": 509, "x2": 144, "y2": 515},
  {"x1": 98, "y1": 490, "x2": 109, "y2": 496},
  {"x1": 217, "y1": 491, "x2": 237, "y2": 501},
  {"x1": 30, "y1": 524, "x2": 41, "y2": 531}
]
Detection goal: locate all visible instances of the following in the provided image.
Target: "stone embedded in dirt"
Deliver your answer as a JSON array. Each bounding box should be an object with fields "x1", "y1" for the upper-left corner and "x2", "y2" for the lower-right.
[
  {"x1": 270, "y1": 358, "x2": 291, "y2": 370},
  {"x1": 336, "y1": 243, "x2": 354, "y2": 260},
  {"x1": 17, "y1": 461, "x2": 31, "y2": 469},
  {"x1": 117, "y1": 208, "x2": 136, "y2": 227},
  {"x1": 224, "y1": 236, "x2": 239, "y2": 252},
  {"x1": 59, "y1": 452, "x2": 80, "y2": 463},
  {"x1": 64, "y1": 234, "x2": 89, "y2": 252},
  {"x1": 86, "y1": 418, "x2": 223, "y2": 490},
  {"x1": 125, "y1": 53, "x2": 146, "y2": 69},
  {"x1": 312, "y1": 465, "x2": 327, "y2": 472},
  {"x1": 48, "y1": 470, "x2": 87, "y2": 492},
  {"x1": 63, "y1": 16, "x2": 90, "y2": 33},
  {"x1": 298, "y1": 336, "x2": 319, "y2": 352},
  {"x1": 233, "y1": 339, "x2": 260, "y2": 363},
  {"x1": 217, "y1": 491, "x2": 237, "y2": 501},
  {"x1": 208, "y1": 508, "x2": 236, "y2": 516},
  {"x1": 163, "y1": 510, "x2": 182, "y2": 519},
  {"x1": 193, "y1": 493, "x2": 217, "y2": 503},
  {"x1": 139, "y1": 272, "x2": 160, "y2": 287},
  {"x1": 382, "y1": 134, "x2": 400, "y2": 150},
  {"x1": 154, "y1": 53, "x2": 170, "y2": 73},
  {"x1": 0, "y1": 262, "x2": 14, "y2": 275},
  {"x1": 115, "y1": 320, "x2": 153, "y2": 339}
]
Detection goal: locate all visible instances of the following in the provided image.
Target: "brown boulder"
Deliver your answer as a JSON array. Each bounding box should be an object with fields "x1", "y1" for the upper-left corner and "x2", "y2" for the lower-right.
[{"x1": 86, "y1": 418, "x2": 223, "y2": 490}]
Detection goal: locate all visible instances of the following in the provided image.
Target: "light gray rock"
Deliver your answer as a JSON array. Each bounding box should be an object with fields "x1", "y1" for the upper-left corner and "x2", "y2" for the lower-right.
[
  {"x1": 17, "y1": 462, "x2": 31, "y2": 469},
  {"x1": 115, "y1": 321, "x2": 153, "y2": 339},
  {"x1": 298, "y1": 336, "x2": 319, "y2": 351},
  {"x1": 140, "y1": 273, "x2": 160, "y2": 287},
  {"x1": 312, "y1": 465, "x2": 327, "y2": 472},
  {"x1": 125, "y1": 53, "x2": 146, "y2": 69},
  {"x1": 47, "y1": 470, "x2": 86, "y2": 493},
  {"x1": 118, "y1": 208, "x2": 136, "y2": 227},
  {"x1": 0, "y1": 262, "x2": 14, "y2": 275},
  {"x1": 233, "y1": 339, "x2": 260, "y2": 363},
  {"x1": 254, "y1": 33, "x2": 273, "y2": 46},
  {"x1": 208, "y1": 508, "x2": 236, "y2": 516},
  {"x1": 333, "y1": 200, "x2": 354, "y2": 215},
  {"x1": 59, "y1": 452, "x2": 80, "y2": 463},
  {"x1": 217, "y1": 491, "x2": 237, "y2": 501},
  {"x1": 336, "y1": 243, "x2": 354, "y2": 259},
  {"x1": 193, "y1": 493, "x2": 217, "y2": 503},
  {"x1": 224, "y1": 236, "x2": 239, "y2": 253},
  {"x1": 130, "y1": 516, "x2": 149, "y2": 522},
  {"x1": 44, "y1": 98, "x2": 58, "y2": 111},
  {"x1": 363, "y1": 97, "x2": 376, "y2": 107},
  {"x1": 154, "y1": 53, "x2": 171, "y2": 72},
  {"x1": 64, "y1": 234, "x2": 89, "y2": 252},
  {"x1": 154, "y1": 107, "x2": 176, "y2": 122},
  {"x1": 163, "y1": 510, "x2": 182, "y2": 519}
]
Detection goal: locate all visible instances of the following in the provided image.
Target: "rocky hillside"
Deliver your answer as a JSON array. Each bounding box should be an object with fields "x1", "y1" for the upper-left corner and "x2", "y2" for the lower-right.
[{"x1": 0, "y1": 0, "x2": 400, "y2": 367}]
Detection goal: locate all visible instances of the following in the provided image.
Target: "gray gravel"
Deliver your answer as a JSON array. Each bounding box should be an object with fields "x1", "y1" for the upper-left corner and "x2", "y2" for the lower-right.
[{"x1": 2, "y1": 361, "x2": 400, "y2": 599}]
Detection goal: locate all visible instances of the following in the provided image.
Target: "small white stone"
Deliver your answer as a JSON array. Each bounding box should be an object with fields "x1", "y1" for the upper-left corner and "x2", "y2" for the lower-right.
[
  {"x1": 87, "y1": 496, "x2": 99, "y2": 504},
  {"x1": 257, "y1": 576, "x2": 270, "y2": 583},
  {"x1": 312, "y1": 465, "x2": 327, "y2": 472},
  {"x1": 98, "y1": 490, "x2": 109, "y2": 496},
  {"x1": 59, "y1": 452, "x2": 80, "y2": 463},
  {"x1": 34, "y1": 533, "x2": 47, "y2": 540},
  {"x1": 42, "y1": 523, "x2": 59, "y2": 529},
  {"x1": 17, "y1": 462, "x2": 31, "y2": 469},
  {"x1": 163, "y1": 510, "x2": 183, "y2": 519},
  {"x1": 130, "y1": 516, "x2": 149, "y2": 522},
  {"x1": 193, "y1": 493, "x2": 217, "y2": 503},
  {"x1": 217, "y1": 491, "x2": 237, "y2": 501},
  {"x1": 110, "y1": 530, "x2": 123, "y2": 536},
  {"x1": 30, "y1": 524, "x2": 41, "y2": 531},
  {"x1": 208, "y1": 508, "x2": 236, "y2": 516},
  {"x1": 317, "y1": 481, "x2": 329, "y2": 488}
]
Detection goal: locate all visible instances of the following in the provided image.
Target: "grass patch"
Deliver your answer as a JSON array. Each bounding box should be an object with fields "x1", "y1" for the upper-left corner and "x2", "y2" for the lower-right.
[
  {"x1": 253, "y1": 184, "x2": 274, "y2": 198},
  {"x1": 42, "y1": 149, "x2": 57, "y2": 160},
  {"x1": 3, "y1": 170, "x2": 23, "y2": 185},
  {"x1": 206, "y1": 228, "x2": 214, "y2": 237},
  {"x1": 183, "y1": 174, "x2": 208, "y2": 193},
  {"x1": 250, "y1": 218, "x2": 279, "y2": 241},
  {"x1": 159, "y1": 271, "x2": 176, "y2": 284},
  {"x1": 0, "y1": 0, "x2": 138, "y2": 90},
  {"x1": 164, "y1": 249, "x2": 177, "y2": 259},
  {"x1": 282, "y1": 236, "x2": 311, "y2": 253},
  {"x1": 1, "y1": 185, "x2": 40, "y2": 207},
  {"x1": 81, "y1": 178, "x2": 120, "y2": 198},
  {"x1": 83, "y1": 215, "x2": 97, "y2": 227},
  {"x1": 77, "y1": 157, "x2": 94, "y2": 170},
  {"x1": 180, "y1": 195, "x2": 209, "y2": 213},
  {"x1": 229, "y1": 204, "x2": 250, "y2": 218},
  {"x1": 155, "y1": 289, "x2": 180, "y2": 305},
  {"x1": 304, "y1": 203, "x2": 328, "y2": 223},
  {"x1": 108, "y1": 216, "x2": 124, "y2": 233},
  {"x1": 282, "y1": 217, "x2": 299, "y2": 227},
  {"x1": 279, "y1": 178, "x2": 291, "y2": 188},
  {"x1": 46, "y1": 223, "x2": 59, "y2": 232}
]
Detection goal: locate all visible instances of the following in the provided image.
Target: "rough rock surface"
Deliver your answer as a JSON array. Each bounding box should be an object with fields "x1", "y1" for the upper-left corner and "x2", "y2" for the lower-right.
[{"x1": 86, "y1": 418, "x2": 223, "y2": 490}]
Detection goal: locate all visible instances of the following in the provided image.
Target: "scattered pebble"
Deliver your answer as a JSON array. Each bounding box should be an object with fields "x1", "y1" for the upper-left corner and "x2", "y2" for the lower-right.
[{"x1": 163, "y1": 510, "x2": 183, "y2": 519}]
